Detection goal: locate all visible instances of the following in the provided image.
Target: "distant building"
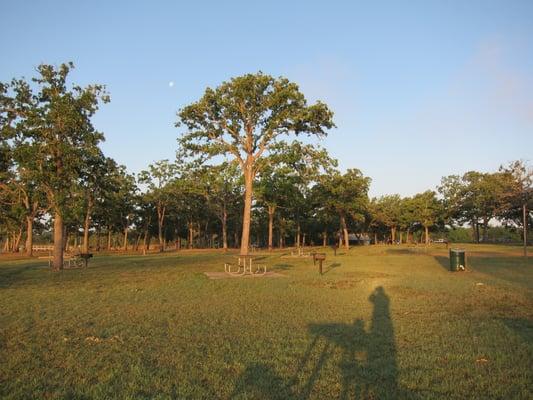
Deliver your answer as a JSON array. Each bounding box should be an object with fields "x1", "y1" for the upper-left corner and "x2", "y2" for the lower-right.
[{"x1": 348, "y1": 233, "x2": 371, "y2": 245}]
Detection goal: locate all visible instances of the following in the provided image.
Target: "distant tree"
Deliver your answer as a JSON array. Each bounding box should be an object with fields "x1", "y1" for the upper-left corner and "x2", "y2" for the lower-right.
[
  {"x1": 177, "y1": 72, "x2": 334, "y2": 255},
  {"x1": 439, "y1": 171, "x2": 514, "y2": 243},
  {"x1": 257, "y1": 141, "x2": 335, "y2": 250},
  {"x1": 397, "y1": 197, "x2": 415, "y2": 244},
  {"x1": 79, "y1": 152, "x2": 112, "y2": 253},
  {"x1": 194, "y1": 162, "x2": 242, "y2": 250},
  {"x1": 372, "y1": 195, "x2": 402, "y2": 244},
  {"x1": 498, "y1": 160, "x2": 532, "y2": 257},
  {"x1": 317, "y1": 169, "x2": 370, "y2": 250},
  {"x1": 411, "y1": 190, "x2": 443, "y2": 244},
  {"x1": 139, "y1": 160, "x2": 178, "y2": 252}
]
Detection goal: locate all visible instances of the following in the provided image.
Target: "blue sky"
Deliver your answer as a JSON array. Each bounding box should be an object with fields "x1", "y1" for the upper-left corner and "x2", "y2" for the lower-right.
[{"x1": 2, "y1": 0, "x2": 532, "y2": 196}]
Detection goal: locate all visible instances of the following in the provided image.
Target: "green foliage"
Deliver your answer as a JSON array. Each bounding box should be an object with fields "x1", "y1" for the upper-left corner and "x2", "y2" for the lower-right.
[
  {"x1": 410, "y1": 190, "x2": 444, "y2": 229},
  {"x1": 318, "y1": 169, "x2": 371, "y2": 225},
  {"x1": 177, "y1": 72, "x2": 335, "y2": 167},
  {"x1": 1, "y1": 62, "x2": 109, "y2": 215}
]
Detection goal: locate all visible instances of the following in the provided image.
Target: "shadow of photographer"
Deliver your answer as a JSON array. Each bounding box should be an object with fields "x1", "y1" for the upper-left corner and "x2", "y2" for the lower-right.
[{"x1": 231, "y1": 286, "x2": 412, "y2": 399}]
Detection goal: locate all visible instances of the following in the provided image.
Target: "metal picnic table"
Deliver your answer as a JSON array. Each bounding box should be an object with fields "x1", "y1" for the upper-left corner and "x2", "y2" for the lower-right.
[{"x1": 224, "y1": 254, "x2": 267, "y2": 276}]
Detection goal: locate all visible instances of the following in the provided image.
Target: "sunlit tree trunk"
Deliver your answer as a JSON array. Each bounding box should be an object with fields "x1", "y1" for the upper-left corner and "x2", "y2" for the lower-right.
[
  {"x1": 240, "y1": 158, "x2": 254, "y2": 255},
  {"x1": 12, "y1": 227, "x2": 22, "y2": 252},
  {"x1": 222, "y1": 206, "x2": 228, "y2": 251},
  {"x1": 157, "y1": 203, "x2": 165, "y2": 252},
  {"x1": 83, "y1": 202, "x2": 92, "y2": 253},
  {"x1": 107, "y1": 228, "x2": 112, "y2": 250},
  {"x1": 482, "y1": 217, "x2": 489, "y2": 243},
  {"x1": 268, "y1": 205, "x2": 275, "y2": 251},
  {"x1": 340, "y1": 215, "x2": 349, "y2": 251},
  {"x1": 25, "y1": 216, "x2": 33, "y2": 256},
  {"x1": 53, "y1": 211, "x2": 64, "y2": 271}
]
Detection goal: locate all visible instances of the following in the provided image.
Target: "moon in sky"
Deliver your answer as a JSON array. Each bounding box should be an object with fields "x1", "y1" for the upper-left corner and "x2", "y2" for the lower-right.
[{"x1": 169, "y1": 81, "x2": 174, "y2": 88}]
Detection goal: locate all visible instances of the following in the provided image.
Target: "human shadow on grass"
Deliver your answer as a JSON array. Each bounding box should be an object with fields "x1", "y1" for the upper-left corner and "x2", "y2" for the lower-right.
[{"x1": 232, "y1": 287, "x2": 415, "y2": 399}]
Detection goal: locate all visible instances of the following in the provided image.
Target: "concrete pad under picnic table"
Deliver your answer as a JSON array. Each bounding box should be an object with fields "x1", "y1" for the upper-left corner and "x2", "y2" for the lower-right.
[{"x1": 203, "y1": 271, "x2": 286, "y2": 279}]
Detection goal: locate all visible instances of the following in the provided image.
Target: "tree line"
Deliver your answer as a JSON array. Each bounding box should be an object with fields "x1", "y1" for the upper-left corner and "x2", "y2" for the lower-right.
[{"x1": 1, "y1": 63, "x2": 531, "y2": 270}]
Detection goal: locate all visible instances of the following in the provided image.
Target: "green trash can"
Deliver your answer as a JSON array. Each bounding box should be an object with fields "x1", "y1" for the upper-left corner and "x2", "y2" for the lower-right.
[{"x1": 449, "y1": 249, "x2": 466, "y2": 271}]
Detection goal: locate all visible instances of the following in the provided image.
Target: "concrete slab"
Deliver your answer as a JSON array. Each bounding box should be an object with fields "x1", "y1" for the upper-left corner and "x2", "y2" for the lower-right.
[{"x1": 203, "y1": 271, "x2": 286, "y2": 280}]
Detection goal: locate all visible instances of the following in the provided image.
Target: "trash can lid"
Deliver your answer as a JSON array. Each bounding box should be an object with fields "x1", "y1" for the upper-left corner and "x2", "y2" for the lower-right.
[{"x1": 450, "y1": 248, "x2": 465, "y2": 253}]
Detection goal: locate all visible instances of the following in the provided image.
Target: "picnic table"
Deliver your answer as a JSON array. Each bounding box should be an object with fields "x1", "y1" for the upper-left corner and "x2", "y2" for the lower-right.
[
  {"x1": 224, "y1": 255, "x2": 267, "y2": 276},
  {"x1": 39, "y1": 252, "x2": 93, "y2": 269}
]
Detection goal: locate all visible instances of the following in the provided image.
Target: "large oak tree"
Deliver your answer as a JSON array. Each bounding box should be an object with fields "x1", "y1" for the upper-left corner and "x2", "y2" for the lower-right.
[{"x1": 177, "y1": 72, "x2": 334, "y2": 255}]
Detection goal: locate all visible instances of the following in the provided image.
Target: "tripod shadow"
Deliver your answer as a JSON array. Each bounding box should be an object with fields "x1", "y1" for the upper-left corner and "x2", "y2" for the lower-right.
[{"x1": 232, "y1": 286, "x2": 406, "y2": 399}]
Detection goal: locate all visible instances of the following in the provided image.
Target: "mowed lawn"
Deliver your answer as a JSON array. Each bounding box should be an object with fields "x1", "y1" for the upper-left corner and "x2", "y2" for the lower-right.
[{"x1": 0, "y1": 245, "x2": 532, "y2": 399}]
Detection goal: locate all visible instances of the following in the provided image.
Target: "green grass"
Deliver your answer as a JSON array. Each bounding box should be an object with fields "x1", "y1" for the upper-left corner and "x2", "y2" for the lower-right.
[{"x1": 1, "y1": 244, "x2": 532, "y2": 399}]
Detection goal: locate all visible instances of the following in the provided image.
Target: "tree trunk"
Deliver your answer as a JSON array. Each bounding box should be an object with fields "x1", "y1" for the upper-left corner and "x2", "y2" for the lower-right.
[
  {"x1": 63, "y1": 226, "x2": 69, "y2": 252},
  {"x1": 25, "y1": 216, "x2": 33, "y2": 256},
  {"x1": 158, "y1": 224, "x2": 164, "y2": 252},
  {"x1": 322, "y1": 232, "x2": 327, "y2": 247},
  {"x1": 240, "y1": 159, "x2": 254, "y2": 255},
  {"x1": 107, "y1": 228, "x2": 112, "y2": 250},
  {"x1": 482, "y1": 218, "x2": 489, "y2": 242},
  {"x1": 96, "y1": 229, "x2": 101, "y2": 251},
  {"x1": 406, "y1": 228, "x2": 410, "y2": 244},
  {"x1": 83, "y1": 209, "x2": 91, "y2": 253},
  {"x1": 296, "y1": 223, "x2": 301, "y2": 249},
  {"x1": 222, "y1": 207, "x2": 228, "y2": 251},
  {"x1": 157, "y1": 205, "x2": 165, "y2": 252},
  {"x1": 134, "y1": 233, "x2": 141, "y2": 251},
  {"x1": 390, "y1": 227, "x2": 396, "y2": 244},
  {"x1": 188, "y1": 222, "x2": 193, "y2": 249},
  {"x1": 374, "y1": 232, "x2": 378, "y2": 245},
  {"x1": 268, "y1": 205, "x2": 275, "y2": 251},
  {"x1": 52, "y1": 211, "x2": 64, "y2": 271},
  {"x1": 425, "y1": 225, "x2": 429, "y2": 245},
  {"x1": 340, "y1": 215, "x2": 349, "y2": 251},
  {"x1": 123, "y1": 227, "x2": 128, "y2": 251},
  {"x1": 13, "y1": 227, "x2": 22, "y2": 252},
  {"x1": 473, "y1": 220, "x2": 480, "y2": 243},
  {"x1": 399, "y1": 231, "x2": 403, "y2": 245}
]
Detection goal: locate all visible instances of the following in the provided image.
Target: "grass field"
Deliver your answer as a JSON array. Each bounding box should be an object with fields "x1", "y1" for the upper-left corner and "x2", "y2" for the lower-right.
[{"x1": 0, "y1": 244, "x2": 532, "y2": 399}]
